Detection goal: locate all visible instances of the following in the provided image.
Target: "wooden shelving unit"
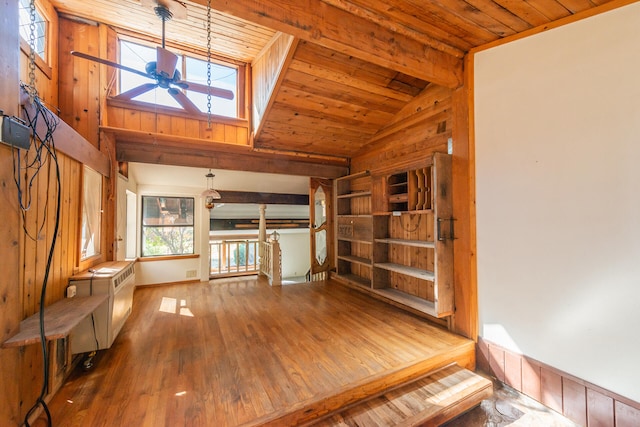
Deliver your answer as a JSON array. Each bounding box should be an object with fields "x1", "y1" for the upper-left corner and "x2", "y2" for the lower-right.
[
  {"x1": 335, "y1": 171, "x2": 373, "y2": 287},
  {"x1": 333, "y1": 153, "x2": 454, "y2": 319}
]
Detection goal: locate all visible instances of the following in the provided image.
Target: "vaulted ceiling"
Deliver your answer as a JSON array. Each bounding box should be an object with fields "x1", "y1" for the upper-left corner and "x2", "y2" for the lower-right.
[{"x1": 51, "y1": 0, "x2": 614, "y2": 164}]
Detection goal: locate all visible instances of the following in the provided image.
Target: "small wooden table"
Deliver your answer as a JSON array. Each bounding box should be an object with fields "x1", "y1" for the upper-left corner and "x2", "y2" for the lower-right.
[{"x1": 2, "y1": 295, "x2": 108, "y2": 348}]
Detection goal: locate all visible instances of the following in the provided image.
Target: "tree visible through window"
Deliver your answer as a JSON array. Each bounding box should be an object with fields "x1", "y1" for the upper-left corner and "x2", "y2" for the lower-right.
[{"x1": 141, "y1": 196, "x2": 195, "y2": 256}]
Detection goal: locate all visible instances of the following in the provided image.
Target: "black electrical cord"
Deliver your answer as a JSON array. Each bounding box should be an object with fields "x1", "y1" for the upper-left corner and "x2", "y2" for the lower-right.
[
  {"x1": 19, "y1": 92, "x2": 60, "y2": 427},
  {"x1": 15, "y1": 93, "x2": 59, "y2": 245}
]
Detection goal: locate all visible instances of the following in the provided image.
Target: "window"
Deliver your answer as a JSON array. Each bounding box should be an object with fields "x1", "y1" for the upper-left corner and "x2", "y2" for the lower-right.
[
  {"x1": 19, "y1": 0, "x2": 47, "y2": 60},
  {"x1": 80, "y1": 166, "x2": 102, "y2": 260},
  {"x1": 141, "y1": 196, "x2": 195, "y2": 256},
  {"x1": 119, "y1": 40, "x2": 238, "y2": 118}
]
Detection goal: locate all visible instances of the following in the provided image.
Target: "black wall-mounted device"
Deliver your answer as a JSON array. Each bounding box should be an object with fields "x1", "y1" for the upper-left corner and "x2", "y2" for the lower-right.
[{"x1": 0, "y1": 111, "x2": 31, "y2": 150}]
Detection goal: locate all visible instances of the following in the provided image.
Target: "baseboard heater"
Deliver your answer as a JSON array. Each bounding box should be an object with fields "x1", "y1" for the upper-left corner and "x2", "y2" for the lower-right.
[{"x1": 69, "y1": 261, "x2": 136, "y2": 355}]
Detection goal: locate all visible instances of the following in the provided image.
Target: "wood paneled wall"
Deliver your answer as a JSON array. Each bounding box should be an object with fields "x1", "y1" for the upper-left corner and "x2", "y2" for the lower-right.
[
  {"x1": 251, "y1": 32, "x2": 296, "y2": 134},
  {"x1": 1, "y1": 2, "x2": 117, "y2": 425},
  {"x1": 106, "y1": 103, "x2": 250, "y2": 146},
  {"x1": 351, "y1": 84, "x2": 452, "y2": 175},
  {"x1": 1, "y1": 2, "x2": 23, "y2": 424},
  {"x1": 1, "y1": 144, "x2": 84, "y2": 425},
  {"x1": 58, "y1": 16, "x2": 102, "y2": 147},
  {"x1": 3, "y1": 0, "x2": 74, "y2": 423}
]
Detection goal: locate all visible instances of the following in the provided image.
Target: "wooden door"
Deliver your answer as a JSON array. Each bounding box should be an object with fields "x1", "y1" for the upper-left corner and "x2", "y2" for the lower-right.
[{"x1": 309, "y1": 178, "x2": 333, "y2": 280}]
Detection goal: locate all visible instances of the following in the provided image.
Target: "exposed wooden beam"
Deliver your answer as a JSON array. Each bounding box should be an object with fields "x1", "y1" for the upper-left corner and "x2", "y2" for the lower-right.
[
  {"x1": 319, "y1": 0, "x2": 465, "y2": 59},
  {"x1": 113, "y1": 135, "x2": 348, "y2": 178},
  {"x1": 102, "y1": 126, "x2": 346, "y2": 165},
  {"x1": 21, "y1": 92, "x2": 110, "y2": 177},
  {"x1": 450, "y1": 55, "x2": 477, "y2": 341},
  {"x1": 212, "y1": 219, "x2": 309, "y2": 230},
  {"x1": 218, "y1": 190, "x2": 308, "y2": 205},
  {"x1": 194, "y1": 0, "x2": 463, "y2": 88}
]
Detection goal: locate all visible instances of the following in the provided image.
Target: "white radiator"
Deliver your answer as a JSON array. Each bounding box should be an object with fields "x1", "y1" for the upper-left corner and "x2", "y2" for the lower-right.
[{"x1": 69, "y1": 261, "x2": 136, "y2": 355}]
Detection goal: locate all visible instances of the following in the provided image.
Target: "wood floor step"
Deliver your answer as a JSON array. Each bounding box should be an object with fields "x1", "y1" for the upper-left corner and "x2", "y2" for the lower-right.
[{"x1": 310, "y1": 364, "x2": 493, "y2": 427}]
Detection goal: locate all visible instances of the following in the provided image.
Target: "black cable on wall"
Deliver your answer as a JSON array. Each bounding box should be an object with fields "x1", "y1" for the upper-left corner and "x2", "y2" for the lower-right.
[{"x1": 17, "y1": 86, "x2": 61, "y2": 427}]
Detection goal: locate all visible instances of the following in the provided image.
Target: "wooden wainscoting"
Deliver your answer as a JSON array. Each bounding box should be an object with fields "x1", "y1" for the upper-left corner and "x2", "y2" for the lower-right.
[{"x1": 477, "y1": 338, "x2": 640, "y2": 427}]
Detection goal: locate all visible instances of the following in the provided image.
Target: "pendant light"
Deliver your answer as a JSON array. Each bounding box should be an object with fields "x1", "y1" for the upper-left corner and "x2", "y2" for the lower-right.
[{"x1": 202, "y1": 169, "x2": 221, "y2": 210}]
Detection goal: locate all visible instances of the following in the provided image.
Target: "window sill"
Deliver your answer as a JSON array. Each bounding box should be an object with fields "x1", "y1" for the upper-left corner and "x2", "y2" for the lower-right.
[
  {"x1": 106, "y1": 97, "x2": 248, "y2": 126},
  {"x1": 137, "y1": 254, "x2": 200, "y2": 262},
  {"x1": 77, "y1": 254, "x2": 105, "y2": 273}
]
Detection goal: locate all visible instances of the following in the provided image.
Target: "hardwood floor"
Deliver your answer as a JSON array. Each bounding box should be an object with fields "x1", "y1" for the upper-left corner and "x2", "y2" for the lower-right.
[{"x1": 38, "y1": 277, "x2": 475, "y2": 426}]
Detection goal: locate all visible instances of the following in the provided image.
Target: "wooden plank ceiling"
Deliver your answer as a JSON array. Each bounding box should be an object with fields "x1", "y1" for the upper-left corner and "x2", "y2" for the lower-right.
[{"x1": 51, "y1": 0, "x2": 615, "y2": 162}]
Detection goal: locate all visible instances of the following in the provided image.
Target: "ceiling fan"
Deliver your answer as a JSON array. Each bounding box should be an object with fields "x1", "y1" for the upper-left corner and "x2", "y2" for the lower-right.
[{"x1": 70, "y1": 1, "x2": 234, "y2": 114}]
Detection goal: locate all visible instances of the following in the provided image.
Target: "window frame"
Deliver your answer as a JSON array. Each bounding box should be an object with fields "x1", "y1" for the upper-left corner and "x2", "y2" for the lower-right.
[
  {"x1": 140, "y1": 195, "x2": 196, "y2": 258},
  {"x1": 116, "y1": 36, "x2": 244, "y2": 119},
  {"x1": 18, "y1": 0, "x2": 52, "y2": 79},
  {"x1": 78, "y1": 166, "x2": 105, "y2": 270}
]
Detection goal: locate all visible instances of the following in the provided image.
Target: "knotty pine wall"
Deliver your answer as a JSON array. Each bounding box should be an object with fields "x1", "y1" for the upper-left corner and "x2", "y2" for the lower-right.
[
  {"x1": 1, "y1": 2, "x2": 119, "y2": 424},
  {"x1": 106, "y1": 102, "x2": 250, "y2": 146},
  {"x1": 58, "y1": 16, "x2": 104, "y2": 148},
  {"x1": 351, "y1": 84, "x2": 452, "y2": 174},
  {"x1": 350, "y1": 83, "x2": 451, "y2": 298},
  {"x1": 252, "y1": 32, "x2": 295, "y2": 133},
  {"x1": 0, "y1": 1, "x2": 24, "y2": 424}
]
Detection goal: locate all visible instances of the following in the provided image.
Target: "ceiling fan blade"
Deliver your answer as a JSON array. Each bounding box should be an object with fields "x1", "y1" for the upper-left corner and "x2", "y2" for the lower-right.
[
  {"x1": 71, "y1": 51, "x2": 150, "y2": 79},
  {"x1": 174, "y1": 81, "x2": 189, "y2": 90},
  {"x1": 180, "y1": 81, "x2": 235, "y2": 100},
  {"x1": 169, "y1": 88, "x2": 200, "y2": 114},
  {"x1": 113, "y1": 83, "x2": 158, "y2": 101}
]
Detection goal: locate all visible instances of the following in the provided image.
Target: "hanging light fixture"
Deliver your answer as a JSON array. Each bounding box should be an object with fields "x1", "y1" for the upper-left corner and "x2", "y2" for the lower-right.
[{"x1": 201, "y1": 169, "x2": 221, "y2": 210}]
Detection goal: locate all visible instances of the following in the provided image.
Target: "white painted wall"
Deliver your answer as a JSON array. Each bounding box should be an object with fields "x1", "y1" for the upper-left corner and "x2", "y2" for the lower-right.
[
  {"x1": 274, "y1": 229, "x2": 310, "y2": 278},
  {"x1": 133, "y1": 180, "x2": 311, "y2": 285},
  {"x1": 136, "y1": 256, "x2": 202, "y2": 286},
  {"x1": 474, "y1": 3, "x2": 640, "y2": 402}
]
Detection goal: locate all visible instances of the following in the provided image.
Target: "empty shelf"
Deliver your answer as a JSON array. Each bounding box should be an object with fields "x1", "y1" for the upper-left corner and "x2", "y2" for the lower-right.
[
  {"x1": 338, "y1": 255, "x2": 372, "y2": 266},
  {"x1": 337, "y1": 191, "x2": 372, "y2": 199},
  {"x1": 375, "y1": 238, "x2": 435, "y2": 248},
  {"x1": 374, "y1": 263, "x2": 435, "y2": 281}
]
